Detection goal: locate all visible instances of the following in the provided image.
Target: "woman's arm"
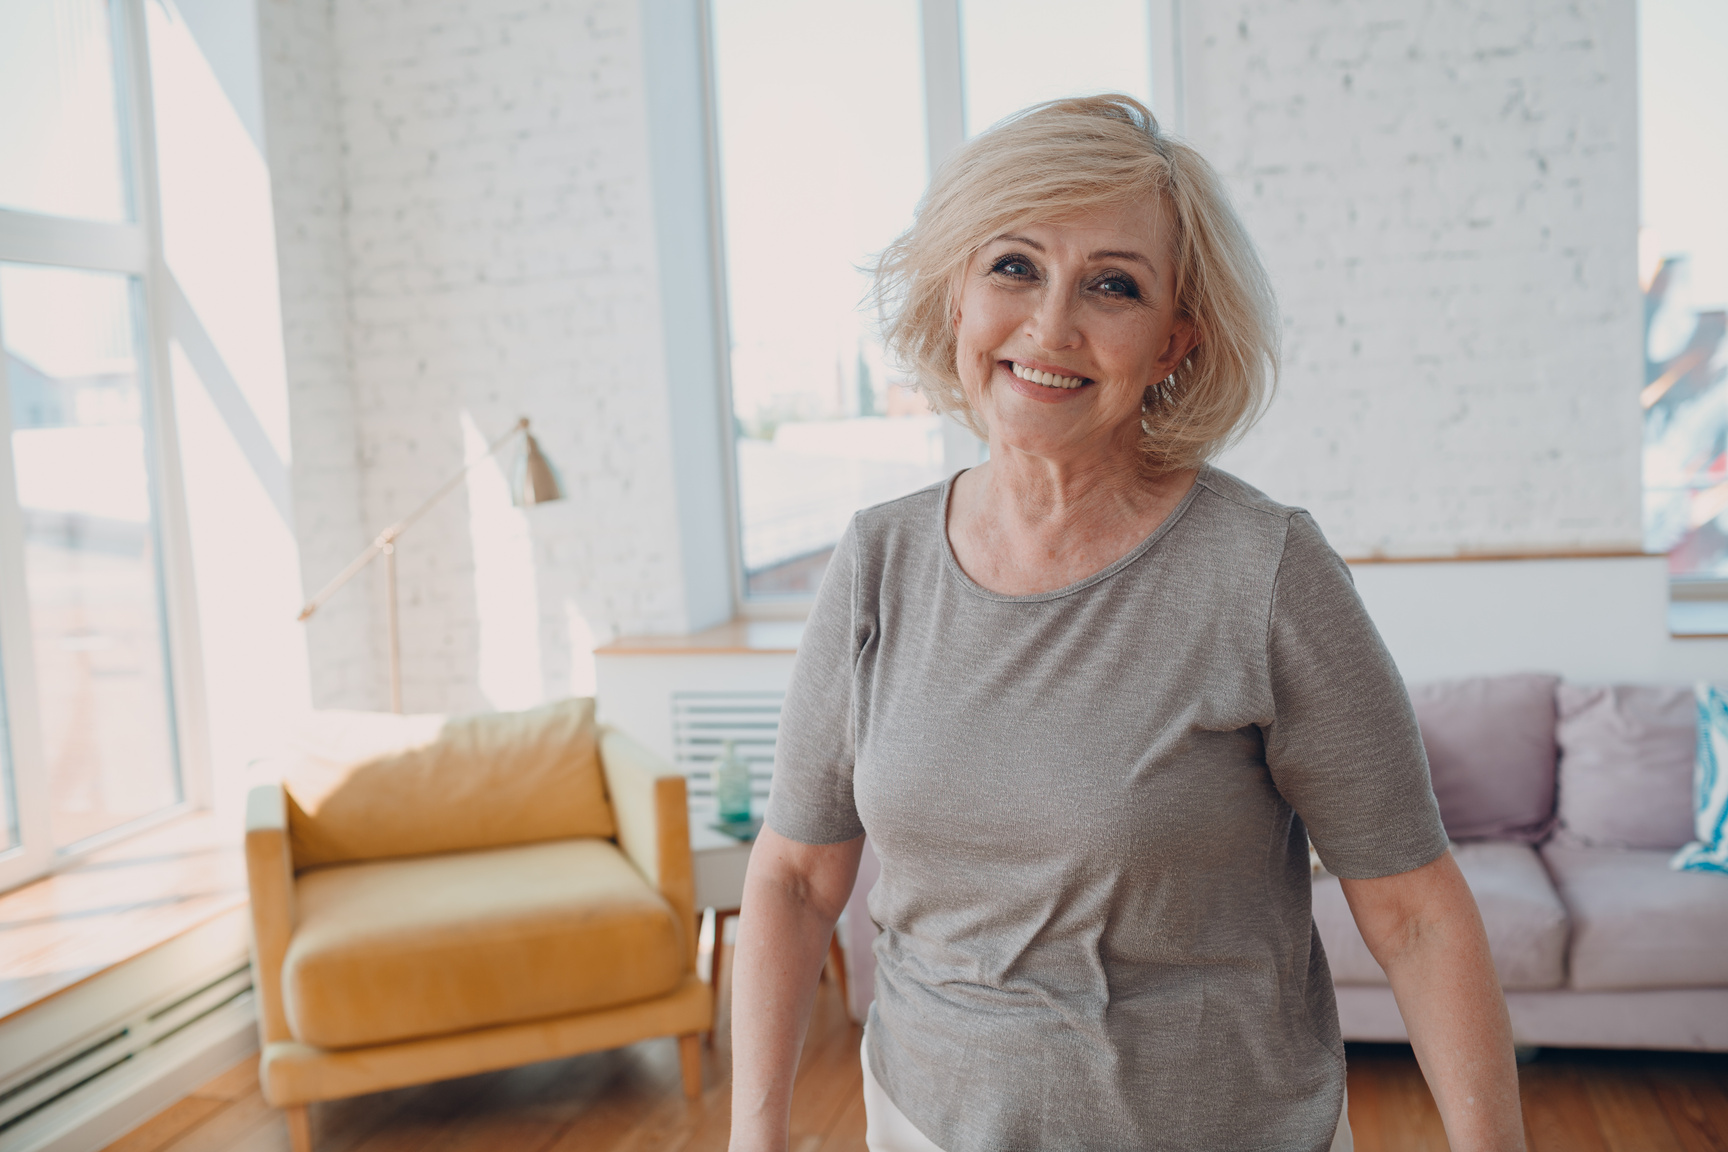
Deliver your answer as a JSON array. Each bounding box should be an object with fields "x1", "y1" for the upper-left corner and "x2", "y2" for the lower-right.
[
  {"x1": 729, "y1": 827, "x2": 865, "y2": 1152},
  {"x1": 1339, "y1": 851, "x2": 1525, "y2": 1151}
]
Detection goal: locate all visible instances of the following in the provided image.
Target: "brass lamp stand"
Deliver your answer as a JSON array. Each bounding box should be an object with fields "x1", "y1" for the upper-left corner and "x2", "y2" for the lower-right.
[{"x1": 296, "y1": 417, "x2": 562, "y2": 712}]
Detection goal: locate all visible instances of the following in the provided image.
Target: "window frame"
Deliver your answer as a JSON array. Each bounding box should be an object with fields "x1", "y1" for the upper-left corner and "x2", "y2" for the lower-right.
[
  {"x1": 0, "y1": 0, "x2": 208, "y2": 891},
  {"x1": 698, "y1": 0, "x2": 1186, "y2": 619}
]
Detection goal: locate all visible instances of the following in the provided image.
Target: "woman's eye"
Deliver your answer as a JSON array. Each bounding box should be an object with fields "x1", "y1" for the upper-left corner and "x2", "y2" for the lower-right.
[
  {"x1": 991, "y1": 256, "x2": 1034, "y2": 279},
  {"x1": 1096, "y1": 275, "x2": 1140, "y2": 298}
]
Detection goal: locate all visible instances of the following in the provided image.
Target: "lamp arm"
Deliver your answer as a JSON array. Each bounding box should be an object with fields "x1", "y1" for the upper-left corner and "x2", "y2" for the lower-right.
[{"x1": 296, "y1": 418, "x2": 530, "y2": 621}]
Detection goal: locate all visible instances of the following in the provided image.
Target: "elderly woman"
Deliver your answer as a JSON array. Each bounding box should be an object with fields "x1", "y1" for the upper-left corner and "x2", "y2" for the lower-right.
[{"x1": 728, "y1": 96, "x2": 1523, "y2": 1152}]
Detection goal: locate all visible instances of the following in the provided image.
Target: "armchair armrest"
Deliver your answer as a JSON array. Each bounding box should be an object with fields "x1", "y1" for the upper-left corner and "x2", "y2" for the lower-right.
[
  {"x1": 599, "y1": 727, "x2": 697, "y2": 969},
  {"x1": 245, "y1": 784, "x2": 297, "y2": 1044}
]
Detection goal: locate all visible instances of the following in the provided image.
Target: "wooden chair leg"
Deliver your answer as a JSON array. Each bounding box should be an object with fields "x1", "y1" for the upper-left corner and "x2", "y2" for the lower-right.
[
  {"x1": 285, "y1": 1104, "x2": 312, "y2": 1152},
  {"x1": 707, "y1": 908, "x2": 737, "y2": 1046},
  {"x1": 826, "y1": 929, "x2": 850, "y2": 1017},
  {"x1": 679, "y1": 1033, "x2": 703, "y2": 1099}
]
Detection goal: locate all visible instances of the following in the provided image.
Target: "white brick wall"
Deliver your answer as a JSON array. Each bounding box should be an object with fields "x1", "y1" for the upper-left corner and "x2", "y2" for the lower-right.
[
  {"x1": 1195, "y1": 0, "x2": 1645, "y2": 556},
  {"x1": 257, "y1": 0, "x2": 383, "y2": 711},
  {"x1": 263, "y1": 0, "x2": 691, "y2": 714},
  {"x1": 261, "y1": 0, "x2": 1651, "y2": 710},
  {"x1": 259, "y1": 0, "x2": 382, "y2": 709}
]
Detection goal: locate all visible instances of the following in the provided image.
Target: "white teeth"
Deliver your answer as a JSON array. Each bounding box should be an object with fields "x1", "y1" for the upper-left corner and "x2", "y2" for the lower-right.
[{"x1": 1011, "y1": 361, "x2": 1087, "y2": 389}]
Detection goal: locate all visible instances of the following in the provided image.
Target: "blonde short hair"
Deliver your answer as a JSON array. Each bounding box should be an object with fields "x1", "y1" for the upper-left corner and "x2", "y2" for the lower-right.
[{"x1": 872, "y1": 94, "x2": 1279, "y2": 474}]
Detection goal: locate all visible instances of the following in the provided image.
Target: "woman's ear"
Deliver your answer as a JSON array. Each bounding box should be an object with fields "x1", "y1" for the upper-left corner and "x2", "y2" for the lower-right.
[{"x1": 1161, "y1": 317, "x2": 1199, "y2": 374}]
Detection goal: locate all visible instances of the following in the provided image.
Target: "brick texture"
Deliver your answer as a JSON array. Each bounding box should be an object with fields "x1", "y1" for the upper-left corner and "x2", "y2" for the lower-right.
[
  {"x1": 260, "y1": 0, "x2": 382, "y2": 709},
  {"x1": 1192, "y1": 0, "x2": 1644, "y2": 556},
  {"x1": 261, "y1": 0, "x2": 1647, "y2": 711},
  {"x1": 262, "y1": 0, "x2": 687, "y2": 714}
]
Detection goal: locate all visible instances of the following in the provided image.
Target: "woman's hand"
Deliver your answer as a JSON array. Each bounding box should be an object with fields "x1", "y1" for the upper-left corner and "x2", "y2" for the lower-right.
[
  {"x1": 728, "y1": 827, "x2": 864, "y2": 1152},
  {"x1": 1340, "y1": 851, "x2": 1526, "y2": 1151}
]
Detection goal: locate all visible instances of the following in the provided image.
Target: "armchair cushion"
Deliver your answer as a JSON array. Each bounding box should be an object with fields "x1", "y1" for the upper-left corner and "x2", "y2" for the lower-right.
[
  {"x1": 282, "y1": 837, "x2": 682, "y2": 1049},
  {"x1": 283, "y1": 698, "x2": 614, "y2": 867}
]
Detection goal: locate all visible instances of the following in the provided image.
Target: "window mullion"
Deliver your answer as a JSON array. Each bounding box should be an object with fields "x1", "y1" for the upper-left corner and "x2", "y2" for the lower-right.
[
  {"x1": 0, "y1": 210, "x2": 149, "y2": 275},
  {"x1": 919, "y1": 0, "x2": 984, "y2": 478},
  {"x1": 0, "y1": 303, "x2": 54, "y2": 889},
  {"x1": 919, "y1": 0, "x2": 965, "y2": 175},
  {"x1": 116, "y1": 0, "x2": 211, "y2": 813},
  {"x1": 1148, "y1": 0, "x2": 1185, "y2": 133}
]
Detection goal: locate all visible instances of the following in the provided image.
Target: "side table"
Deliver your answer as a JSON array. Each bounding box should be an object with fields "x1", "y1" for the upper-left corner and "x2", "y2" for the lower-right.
[{"x1": 691, "y1": 819, "x2": 848, "y2": 1040}]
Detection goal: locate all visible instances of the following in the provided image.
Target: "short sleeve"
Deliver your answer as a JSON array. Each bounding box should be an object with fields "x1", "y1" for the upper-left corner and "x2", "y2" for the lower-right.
[
  {"x1": 1262, "y1": 513, "x2": 1449, "y2": 879},
  {"x1": 764, "y1": 520, "x2": 868, "y2": 845}
]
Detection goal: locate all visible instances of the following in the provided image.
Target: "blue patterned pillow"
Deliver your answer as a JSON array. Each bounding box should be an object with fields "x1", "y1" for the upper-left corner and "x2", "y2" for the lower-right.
[{"x1": 1672, "y1": 682, "x2": 1728, "y2": 874}]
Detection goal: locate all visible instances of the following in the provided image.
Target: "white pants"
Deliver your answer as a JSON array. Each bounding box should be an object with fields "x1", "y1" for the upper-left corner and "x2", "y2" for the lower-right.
[{"x1": 860, "y1": 1038, "x2": 1353, "y2": 1152}]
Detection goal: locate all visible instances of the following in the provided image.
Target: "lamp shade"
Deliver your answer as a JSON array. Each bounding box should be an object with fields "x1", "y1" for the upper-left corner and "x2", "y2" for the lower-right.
[{"x1": 514, "y1": 429, "x2": 563, "y2": 507}]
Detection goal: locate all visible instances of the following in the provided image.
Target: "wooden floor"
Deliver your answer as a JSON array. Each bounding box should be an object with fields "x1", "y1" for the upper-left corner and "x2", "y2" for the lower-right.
[
  {"x1": 1349, "y1": 1043, "x2": 1728, "y2": 1151},
  {"x1": 105, "y1": 958, "x2": 1728, "y2": 1152}
]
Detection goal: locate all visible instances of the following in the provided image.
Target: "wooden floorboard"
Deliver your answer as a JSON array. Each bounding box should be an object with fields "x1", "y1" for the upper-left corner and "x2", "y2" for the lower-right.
[
  {"x1": 1520, "y1": 1061, "x2": 1612, "y2": 1152},
  {"x1": 105, "y1": 960, "x2": 1728, "y2": 1152},
  {"x1": 1655, "y1": 1074, "x2": 1728, "y2": 1152},
  {"x1": 100, "y1": 1096, "x2": 226, "y2": 1152}
]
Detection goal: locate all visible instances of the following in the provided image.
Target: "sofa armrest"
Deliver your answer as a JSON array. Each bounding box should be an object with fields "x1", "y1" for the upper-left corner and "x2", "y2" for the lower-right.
[
  {"x1": 599, "y1": 727, "x2": 697, "y2": 970},
  {"x1": 245, "y1": 784, "x2": 297, "y2": 1043}
]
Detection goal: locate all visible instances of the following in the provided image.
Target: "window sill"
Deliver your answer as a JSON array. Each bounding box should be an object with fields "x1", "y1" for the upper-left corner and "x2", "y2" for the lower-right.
[
  {"x1": 0, "y1": 811, "x2": 245, "y2": 1025},
  {"x1": 596, "y1": 617, "x2": 805, "y2": 656},
  {"x1": 1669, "y1": 599, "x2": 1728, "y2": 638}
]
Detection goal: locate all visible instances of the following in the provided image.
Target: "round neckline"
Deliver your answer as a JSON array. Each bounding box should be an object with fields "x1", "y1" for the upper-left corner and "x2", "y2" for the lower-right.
[{"x1": 936, "y1": 465, "x2": 1210, "y2": 603}]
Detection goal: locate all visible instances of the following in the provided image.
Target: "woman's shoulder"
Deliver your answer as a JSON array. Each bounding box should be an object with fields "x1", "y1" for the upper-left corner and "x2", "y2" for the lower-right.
[
  {"x1": 847, "y1": 479, "x2": 947, "y2": 547},
  {"x1": 1188, "y1": 467, "x2": 1340, "y2": 568},
  {"x1": 1188, "y1": 469, "x2": 1347, "y2": 590},
  {"x1": 1192, "y1": 465, "x2": 1307, "y2": 523}
]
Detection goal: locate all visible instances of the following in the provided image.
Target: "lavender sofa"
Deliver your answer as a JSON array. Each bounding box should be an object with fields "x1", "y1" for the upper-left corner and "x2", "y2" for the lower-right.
[{"x1": 1314, "y1": 674, "x2": 1728, "y2": 1051}]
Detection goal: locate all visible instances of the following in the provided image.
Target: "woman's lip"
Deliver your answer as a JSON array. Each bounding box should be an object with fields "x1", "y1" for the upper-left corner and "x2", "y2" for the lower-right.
[{"x1": 999, "y1": 360, "x2": 1095, "y2": 403}]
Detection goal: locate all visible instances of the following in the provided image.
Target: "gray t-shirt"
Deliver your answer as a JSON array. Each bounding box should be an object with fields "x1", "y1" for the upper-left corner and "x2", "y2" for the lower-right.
[{"x1": 766, "y1": 466, "x2": 1448, "y2": 1152}]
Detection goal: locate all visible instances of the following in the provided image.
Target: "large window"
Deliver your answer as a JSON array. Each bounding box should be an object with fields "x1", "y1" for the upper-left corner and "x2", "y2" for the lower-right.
[
  {"x1": 709, "y1": 0, "x2": 1167, "y2": 600},
  {"x1": 1641, "y1": 0, "x2": 1728, "y2": 586},
  {"x1": 0, "y1": 0, "x2": 189, "y2": 886}
]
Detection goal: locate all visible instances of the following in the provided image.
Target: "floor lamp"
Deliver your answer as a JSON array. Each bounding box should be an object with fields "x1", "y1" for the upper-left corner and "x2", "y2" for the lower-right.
[{"x1": 297, "y1": 417, "x2": 563, "y2": 712}]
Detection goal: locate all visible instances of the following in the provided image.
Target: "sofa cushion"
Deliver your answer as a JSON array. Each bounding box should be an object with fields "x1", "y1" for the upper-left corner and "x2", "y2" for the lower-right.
[
  {"x1": 282, "y1": 698, "x2": 614, "y2": 868},
  {"x1": 1554, "y1": 684, "x2": 1694, "y2": 850},
  {"x1": 1409, "y1": 673, "x2": 1560, "y2": 843},
  {"x1": 1542, "y1": 843, "x2": 1728, "y2": 991},
  {"x1": 1312, "y1": 841, "x2": 1569, "y2": 990},
  {"x1": 283, "y1": 838, "x2": 682, "y2": 1049}
]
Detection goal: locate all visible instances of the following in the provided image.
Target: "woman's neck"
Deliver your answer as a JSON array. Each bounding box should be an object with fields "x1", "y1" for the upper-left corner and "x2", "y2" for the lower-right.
[{"x1": 947, "y1": 442, "x2": 1199, "y2": 596}]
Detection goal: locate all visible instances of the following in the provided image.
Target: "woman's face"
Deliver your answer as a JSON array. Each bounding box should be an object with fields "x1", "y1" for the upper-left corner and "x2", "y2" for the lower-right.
[{"x1": 953, "y1": 202, "x2": 1196, "y2": 466}]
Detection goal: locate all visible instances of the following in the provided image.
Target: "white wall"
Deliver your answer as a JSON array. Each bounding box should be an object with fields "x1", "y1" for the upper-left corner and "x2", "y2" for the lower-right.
[
  {"x1": 1195, "y1": 0, "x2": 1645, "y2": 558},
  {"x1": 149, "y1": 0, "x2": 314, "y2": 817},
  {"x1": 1353, "y1": 556, "x2": 1728, "y2": 686},
  {"x1": 256, "y1": 0, "x2": 379, "y2": 711},
  {"x1": 259, "y1": 0, "x2": 1680, "y2": 711},
  {"x1": 261, "y1": 0, "x2": 720, "y2": 716}
]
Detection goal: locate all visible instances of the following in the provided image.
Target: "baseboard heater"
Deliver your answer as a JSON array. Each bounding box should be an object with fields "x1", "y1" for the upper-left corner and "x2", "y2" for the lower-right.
[{"x1": 0, "y1": 964, "x2": 253, "y2": 1140}]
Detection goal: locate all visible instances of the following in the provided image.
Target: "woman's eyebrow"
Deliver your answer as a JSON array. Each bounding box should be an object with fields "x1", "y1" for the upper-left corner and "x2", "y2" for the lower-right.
[
  {"x1": 1089, "y1": 249, "x2": 1157, "y2": 272},
  {"x1": 991, "y1": 233, "x2": 1045, "y2": 250}
]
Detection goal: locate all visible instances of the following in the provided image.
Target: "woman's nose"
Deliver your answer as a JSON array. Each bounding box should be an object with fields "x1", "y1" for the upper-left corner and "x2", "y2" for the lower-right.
[{"x1": 1025, "y1": 285, "x2": 1082, "y2": 350}]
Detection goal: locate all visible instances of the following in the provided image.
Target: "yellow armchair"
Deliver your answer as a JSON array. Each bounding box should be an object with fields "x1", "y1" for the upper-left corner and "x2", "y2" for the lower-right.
[{"x1": 243, "y1": 699, "x2": 710, "y2": 1152}]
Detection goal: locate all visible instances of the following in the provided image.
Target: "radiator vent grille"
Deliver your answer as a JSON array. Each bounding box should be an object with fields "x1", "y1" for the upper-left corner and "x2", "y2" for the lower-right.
[
  {"x1": 0, "y1": 964, "x2": 252, "y2": 1137},
  {"x1": 671, "y1": 690, "x2": 783, "y2": 803}
]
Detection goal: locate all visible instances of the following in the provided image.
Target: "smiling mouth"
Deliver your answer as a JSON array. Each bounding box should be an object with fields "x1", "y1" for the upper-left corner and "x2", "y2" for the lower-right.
[{"x1": 1009, "y1": 361, "x2": 1091, "y2": 390}]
